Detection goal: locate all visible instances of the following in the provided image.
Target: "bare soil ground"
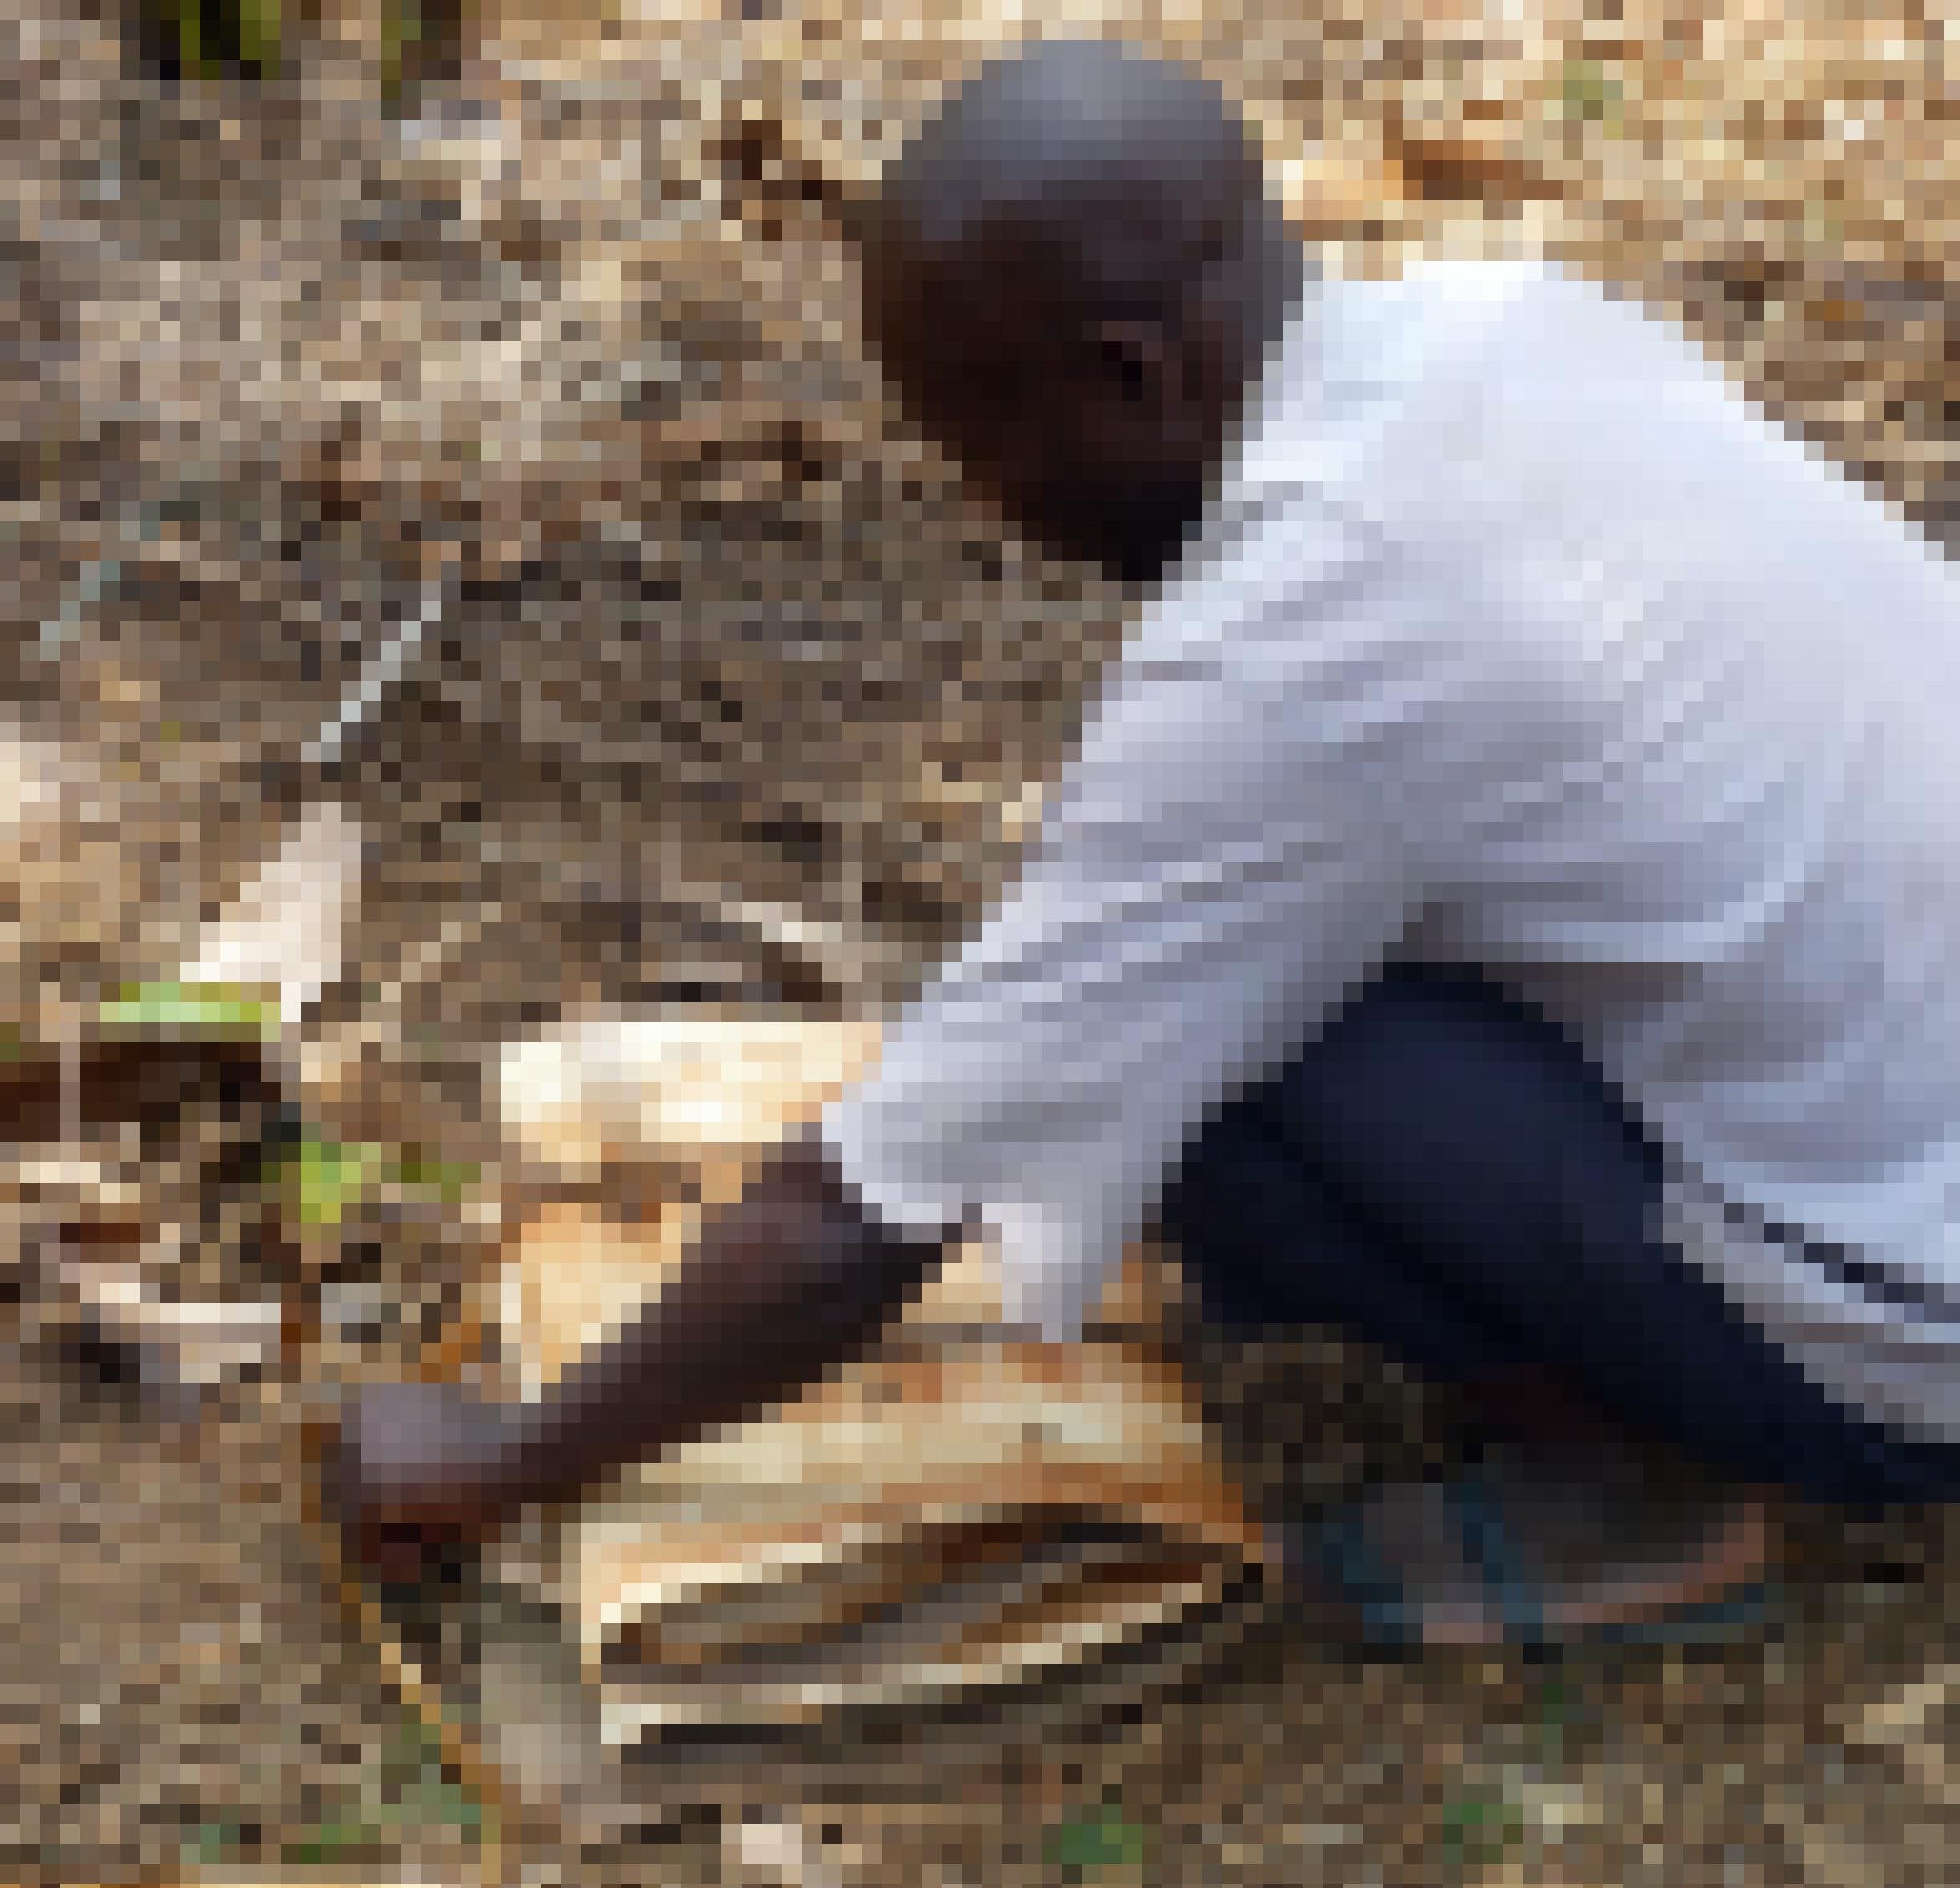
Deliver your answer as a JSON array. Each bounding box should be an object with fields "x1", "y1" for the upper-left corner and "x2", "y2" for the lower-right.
[{"x1": 6, "y1": 0, "x2": 1960, "y2": 1879}]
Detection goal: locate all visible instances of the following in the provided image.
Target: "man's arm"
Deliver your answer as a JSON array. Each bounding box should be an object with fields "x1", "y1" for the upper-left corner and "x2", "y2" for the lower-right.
[{"x1": 333, "y1": 1125, "x2": 949, "y2": 1566}]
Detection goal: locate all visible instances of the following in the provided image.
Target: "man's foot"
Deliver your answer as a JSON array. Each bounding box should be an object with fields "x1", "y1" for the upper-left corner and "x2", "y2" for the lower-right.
[{"x1": 1275, "y1": 1436, "x2": 1778, "y2": 1651}]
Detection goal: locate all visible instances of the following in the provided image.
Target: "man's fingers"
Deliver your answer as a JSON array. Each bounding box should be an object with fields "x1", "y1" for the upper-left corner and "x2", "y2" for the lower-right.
[
  {"x1": 325, "y1": 1379, "x2": 526, "y2": 1587},
  {"x1": 364, "y1": 1522, "x2": 463, "y2": 1587}
]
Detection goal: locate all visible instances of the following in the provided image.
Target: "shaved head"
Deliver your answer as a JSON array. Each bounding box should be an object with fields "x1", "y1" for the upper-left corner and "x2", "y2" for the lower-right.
[
  {"x1": 853, "y1": 38, "x2": 1308, "y2": 584},
  {"x1": 871, "y1": 38, "x2": 1259, "y2": 303}
]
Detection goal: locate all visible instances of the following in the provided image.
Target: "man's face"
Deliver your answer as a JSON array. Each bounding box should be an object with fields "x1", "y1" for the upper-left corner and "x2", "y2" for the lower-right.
[{"x1": 861, "y1": 200, "x2": 1252, "y2": 583}]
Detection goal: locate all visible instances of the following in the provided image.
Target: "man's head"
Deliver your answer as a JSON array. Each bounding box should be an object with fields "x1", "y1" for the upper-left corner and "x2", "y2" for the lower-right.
[{"x1": 851, "y1": 38, "x2": 1307, "y2": 584}]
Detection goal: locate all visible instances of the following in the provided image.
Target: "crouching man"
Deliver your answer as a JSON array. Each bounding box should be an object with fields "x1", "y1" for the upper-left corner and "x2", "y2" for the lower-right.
[{"x1": 333, "y1": 38, "x2": 1960, "y2": 1647}]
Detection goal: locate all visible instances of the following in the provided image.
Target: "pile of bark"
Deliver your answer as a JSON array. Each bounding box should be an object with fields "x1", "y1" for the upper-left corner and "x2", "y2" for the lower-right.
[{"x1": 484, "y1": 1009, "x2": 1271, "y2": 1762}]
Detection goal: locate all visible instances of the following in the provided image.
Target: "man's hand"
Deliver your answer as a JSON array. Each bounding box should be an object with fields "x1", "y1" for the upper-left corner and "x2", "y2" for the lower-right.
[
  {"x1": 327, "y1": 1378, "x2": 530, "y2": 1583},
  {"x1": 325, "y1": 1129, "x2": 948, "y2": 1583}
]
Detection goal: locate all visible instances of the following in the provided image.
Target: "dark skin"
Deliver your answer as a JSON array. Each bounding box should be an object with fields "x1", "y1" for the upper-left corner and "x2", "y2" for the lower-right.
[
  {"x1": 855, "y1": 139, "x2": 1296, "y2": 584},
  {"x1": 335, "y1": 1126, "x2": 952, "y2": 1575},
  {"x1": 331, "y1": 42, "x2": 1299, "y2": 1571}
]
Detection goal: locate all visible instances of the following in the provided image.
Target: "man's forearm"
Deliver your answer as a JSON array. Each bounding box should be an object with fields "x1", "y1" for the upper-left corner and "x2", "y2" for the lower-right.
[{"x1": 502, "y1": 1126, "x2": 948, "y2": 1510}]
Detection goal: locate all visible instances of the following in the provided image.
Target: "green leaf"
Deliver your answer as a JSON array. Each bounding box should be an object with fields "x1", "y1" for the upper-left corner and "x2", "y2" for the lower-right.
[
  {"x1": 1045, "y1": 1805, "x2": 1150, "y2": 1874},
  {"x1": 279, "y1": 1817, "x2": 384, "y2": 1866},
  {"x1": 410, "y1": 1772, "x2": 483, "y2": 1828},
  {"x1": 176, "y1": 0, "x2": 205, "y2": 81},
  {"x1": 1439, "y1": 1790, "x2": 1525, "y2": 1868},
  {"x1": 360, "y1": 1733, "x2": 488, "y2": 1842},
  {"x1": 277, "y1": 1130, "x2": 481, "y2": 1231},
  {"x1": 384, "y1": 1707, "x2": 449, "y2": 1767},
  {"x1": 98, "y1": 979, "x2": 275, "y2": 1036},
  {"x1": 391, "y1": 1151, "x2": 482, "y2": 1203},
  {"x1": 235, "y1": 0, "x2": 281, "y2": 74},
  {"x1": 182, "y1": 1818, "x2": 248, "y2": 1866},
  {"x1": 285, "y1": 1133, "x2": 388, "y2": 1228},
  {"x1": 379, "y1": 0, "x2": 413, "y2": 108}
]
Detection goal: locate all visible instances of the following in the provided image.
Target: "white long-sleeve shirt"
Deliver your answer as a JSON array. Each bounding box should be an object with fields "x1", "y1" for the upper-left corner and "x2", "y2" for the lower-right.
[{"x1": 822, "y1": 256, "x2": 1960, "y2": 1445}]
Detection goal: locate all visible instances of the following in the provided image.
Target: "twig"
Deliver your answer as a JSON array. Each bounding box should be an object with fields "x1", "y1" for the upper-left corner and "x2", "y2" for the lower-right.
[{"x1": 301, "y1": 570, "x2": 455, "y2": 770}]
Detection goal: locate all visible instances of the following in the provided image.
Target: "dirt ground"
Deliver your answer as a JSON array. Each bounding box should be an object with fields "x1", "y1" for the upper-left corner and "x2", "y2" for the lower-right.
[{"x1": 6, "y1": 0, "x2": 1960, "y2": 1879}]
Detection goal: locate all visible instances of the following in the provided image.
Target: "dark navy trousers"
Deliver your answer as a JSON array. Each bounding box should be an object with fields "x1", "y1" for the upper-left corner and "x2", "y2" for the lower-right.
[{"x1": 1160, "y1": 960, "x2": 1960, "y2": 1510}]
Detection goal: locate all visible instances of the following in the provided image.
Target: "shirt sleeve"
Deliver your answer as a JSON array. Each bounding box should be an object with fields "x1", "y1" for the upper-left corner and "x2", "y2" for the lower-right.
[{"x1": 822, "y1": 489, "x2": 1493, "y2": 1340}]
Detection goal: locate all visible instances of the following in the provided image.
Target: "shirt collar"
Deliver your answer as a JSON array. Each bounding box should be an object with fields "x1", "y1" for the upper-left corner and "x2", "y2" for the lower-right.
[{"x1": 1201, "y1": 256, "x2": 1555, "y2": 535}]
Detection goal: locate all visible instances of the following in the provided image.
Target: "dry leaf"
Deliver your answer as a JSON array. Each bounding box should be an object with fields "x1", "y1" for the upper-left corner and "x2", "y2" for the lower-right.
[
  {"x1": 184, "y1": 802, "x2": 365, "y2": 1027},
  {"x1": 496, "y1": 1009, "x2": 882, "y2": 1183}
]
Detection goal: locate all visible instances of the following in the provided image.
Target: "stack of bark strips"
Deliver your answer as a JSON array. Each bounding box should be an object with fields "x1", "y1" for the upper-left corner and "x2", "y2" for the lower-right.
[{"x1": 489, "y1": 1009, "x2": 1276, "y2": 1750}]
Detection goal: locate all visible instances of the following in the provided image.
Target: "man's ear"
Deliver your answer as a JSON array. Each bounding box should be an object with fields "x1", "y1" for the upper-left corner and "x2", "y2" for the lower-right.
[{"x1": 1093, "y1": 316, "x2": 1178, "y2": 406}]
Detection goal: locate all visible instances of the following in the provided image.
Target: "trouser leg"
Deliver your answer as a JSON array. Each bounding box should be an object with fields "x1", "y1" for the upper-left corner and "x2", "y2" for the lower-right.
[{"x1": 1160, "y1": 960, "x2": 1960, "y2": 1510}]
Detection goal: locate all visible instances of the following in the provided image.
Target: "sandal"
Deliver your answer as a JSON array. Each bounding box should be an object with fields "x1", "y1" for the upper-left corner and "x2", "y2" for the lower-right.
[{"x1": 1275, "y1": 1449, "x2": 1780, "y2": 1654}]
